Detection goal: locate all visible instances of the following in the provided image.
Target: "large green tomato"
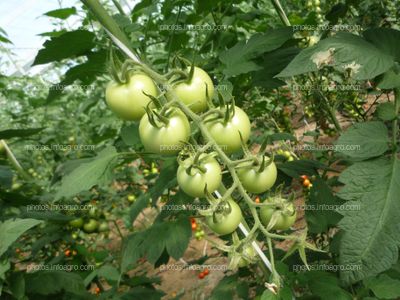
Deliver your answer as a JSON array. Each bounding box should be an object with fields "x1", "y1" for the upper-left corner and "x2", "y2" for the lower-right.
[
  {"x1": 260, "y1": 198, "x2": 296, "y2": 231},
  {"x1": 206, "y1": 199, "x2": 242, "y2": 235},
  {"x1": 237, "y1": 157, "x2": 277, "y2": 193},
  {"x1": 205, "y1": 106, "x2": 251, "y2": 153},
  {"x1": 105, "y1": 73, "x2": 157, "y2": 121},
  {"x1": 173, "y1": 67, "x2": 214, "y2": 113},
  {"x1": 177, "y1": 154, "x2": 222, "y2": 197},
  {"x1": 83, "y1": 219, "x2": 98, "y2": 233},
  {"x1": 139, "y1": 108, "x2": 191, "y2": 155}
]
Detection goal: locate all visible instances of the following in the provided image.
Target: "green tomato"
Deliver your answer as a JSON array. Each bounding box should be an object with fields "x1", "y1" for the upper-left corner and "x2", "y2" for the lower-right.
[
  {"x1": 238, "y1": 245, "x2": 256, "y2": 268},
  {"x1": 173, "y1": 67, "x2": 214, "y2": 113},
  {"x1": 237, "y1": 157, "x2": 277, "y2": 194},
  {"x1": 205, "y1": 106, "x2": 251, "y2": 154},
  {"x1": 127, "y1": 195, "x2": 136, "y2": 202},
  {"x1": 177, "y1": 154, "x2": 222, "y2": 197},
  {"x1": 139, "y1": 108, "x2": 191, "y2": 155},
  {"x1": 83, "y1": 219, "x2": 98, "y2": 233},
  {"x1": 206, "y1": 199, "x2": 242, "y2": 235},
  {"x1": 69, "y1": 218, "x2": 84, "y2": 228},
  {"x1": 105, "y1": 73, "x2": 157, "y2": 121},
  {"x1": 98, "y1": 222, "x2": 109, "y2": 232},
  {"x1": 260, "y1": 198, "x2": 297, "y2": 231}
]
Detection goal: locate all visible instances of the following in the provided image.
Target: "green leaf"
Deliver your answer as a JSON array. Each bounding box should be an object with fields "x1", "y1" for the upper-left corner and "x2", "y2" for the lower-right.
[
  {"x1": 97, "y1": 265, "x2": 120, "y2": 282},
  {"x1": 0, "y1": 218, "x2": 42, "y2": 257},
  {"x1": 0, "y1": 259, "x2": 10, "y2": 280},
  {"x1": 9, "y1": 272, "x2": 25, "y2": 300},
  {"x1": 209, "y1": 275, "x2": 238, "y2": 300},
  {"x1": 363, "y1": 28, "x2": 400, "y2": 62},
  {"x1": 43, "y1": 7, "x2": 77, "y2": 19},
  {"x1": 305, "y1": 178, "x2": 342, "y2": 233},
  {"x1": 121, "y1": 123, "x2": 140, "y2": 146},
  {"x1": 25, "y1": 271, "x2": 86, "y2": 295},
  {"x1": 337, "y1": 158, "x2": 400, "y2": 284},
  {"x1": 278, "y1": 159, "x2": 329, "y2": 178},
  {"x1": 277, "y1": 32, "x2": 395, "y2": 80},
  {"x1": 376, "y1": 102, "x2": 397, "y2": 121},
  {"x1": 335, "y1": 121, "x2": 389, "y2": 160},
  {"x1": 55, "y1": 146, "x2": 118, "y2": 200},
  {"x1": 165, "y1": 218, "x2": 191, "y2": 259},
  {"x1": 364, "y1": 274, "x2": 400, "y2": 299},
  {"x1": 120, "y1": 286, "x2": 165, "y2": 300},
  {"x1": 261, "y1": 289, "x2": 279, "y2": 300},
  {"x1": 253, "y1": 47, "x2": 300, "y2": 89},
  {"x1": 377, "y1": 66, "x2": 400, "y2": 89},
  {"x1": 47, "y1": 50, "x2": 107, "y2": 102},
  {"x1": 129, "y1": 159, "x2": 177, "y2": 223},
  {"x1": 0, "y1": 128, "x2": 44, "y2": 139},
  {"x1": 0, "y1": 166, "x2": 13, "y2": 189},
  {"x1": 220, "y1": 27, "x2": 294, "y2": 76},
  {"x1": 33, "y1": 30, "x2": 96, "y2": 65},
  {"x1": 121, "y1": 217, "x2": 190, "y2": 272},
  {"x1": 305, "y1": 271, "x2": 352, "y2": 300}
]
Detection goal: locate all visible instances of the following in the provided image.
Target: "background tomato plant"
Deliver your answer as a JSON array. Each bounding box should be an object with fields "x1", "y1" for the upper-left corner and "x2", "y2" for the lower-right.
[{"x1": 0, "y1": 0, "x2": 400, "y2": 299}]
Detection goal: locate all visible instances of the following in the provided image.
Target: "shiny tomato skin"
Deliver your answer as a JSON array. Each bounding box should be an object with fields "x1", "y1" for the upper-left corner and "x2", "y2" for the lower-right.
[
  {"x1": 206, "y1": 199, "x2": 242, "y2": 235},
  {"x1": 205, "y1": 106, "x2": 251, "y2": 154},
  {"x1": 237, "y1": 158, "x2": 277, "y2": 193},
  {"x1": 105, "y1": 73, "x2": 157, "y2": 121},
  {"x1": 139, "y1": 108, "x2": 191, "y2": 155},
  {"x1": 260, "y1": 199, "x2": 296, "y2": 231},
  {"x1": 173, "y1": 67, "x2": 214, "y2": 113},
  {"x1": 177, "y1": 154, "x2": 222, "y2": 197}
]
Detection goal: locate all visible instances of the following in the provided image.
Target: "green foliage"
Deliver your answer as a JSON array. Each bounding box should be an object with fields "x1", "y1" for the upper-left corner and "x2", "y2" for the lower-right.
[
  {"x1": 335, "y1": 121, "x2": 390, "y2": 160},
  {"x1": 33, "y1": 30, "x2": 96, "y2": 65},
  {"x1": 55, "y1": 146, "x2": 119, "y2": 200},
  {"x1": 278, "y1": 32, "x2": 395, "y2": 80},
  {"x1": 0, "y1": 218, "x2": 42, "y2": 257},
  {"x1": 337, "y1": 158, "x2": 400, "y2": 283}
]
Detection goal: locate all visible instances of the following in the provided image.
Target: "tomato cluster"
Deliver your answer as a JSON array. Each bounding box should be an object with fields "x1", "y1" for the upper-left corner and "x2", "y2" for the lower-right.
[
  {"x1": 105, "y1": 65, "x2": 295, "y2": 240},
  {"x1": 68, "y1": 203, "x2": 109, "y2": 234}
]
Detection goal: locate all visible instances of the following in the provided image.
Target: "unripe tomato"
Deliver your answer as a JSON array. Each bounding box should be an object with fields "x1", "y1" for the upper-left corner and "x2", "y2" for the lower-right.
[
  {"x1": 98, "y1": 222, "x2": 109, "y2": 232},
  {"x1": 69, "y1": 217, "x2": 84, "y2": 228},
  {"x1": 205, "y1": 106, "x2": 251, "y2": 154},
  {"x1": 237, "y1": 157, "x2": 277, "y2": 193},
  {"x1": 83, "y1": 219, "x2": 98, "y2": 233},
  {"x1": 177, "y1": 154, "x2": 222, "y2": 197},
  {"x1": 127, "y1": 195, "x2": 136, "y2": 202},
  {"x1": 206, "y1": 199, "x2": 242, "y2": 235},
  {"x1": 105, "y1": 73, "x2": 157, "y2": 121},
  {"x1": 173, "y1": 67, "x2": 214, "y2": 113},
  {"x1": 139, "y1": 108, "x2": 191, "y2": 155},
  {"x1": 260, "y1": 198, "x2": 296, "y2": 231},
  {"x1": 238, "y1": 245, "x2": 256, "y2": 268}
]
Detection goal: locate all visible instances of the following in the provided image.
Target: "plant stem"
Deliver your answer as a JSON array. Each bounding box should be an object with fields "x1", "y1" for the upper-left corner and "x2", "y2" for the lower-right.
[
  {"x1": 393, "y1": 89, "x2": 400, "y2": 154},
  {"x1": 270, "y1": 0, "x2": 291, "y2": 26},
  {"x1": 0, "y1": 140, "x2": 30, "y2": 180},
  {"x1": 82, "y1": 0, "x2": 133, "y2": 53}
]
